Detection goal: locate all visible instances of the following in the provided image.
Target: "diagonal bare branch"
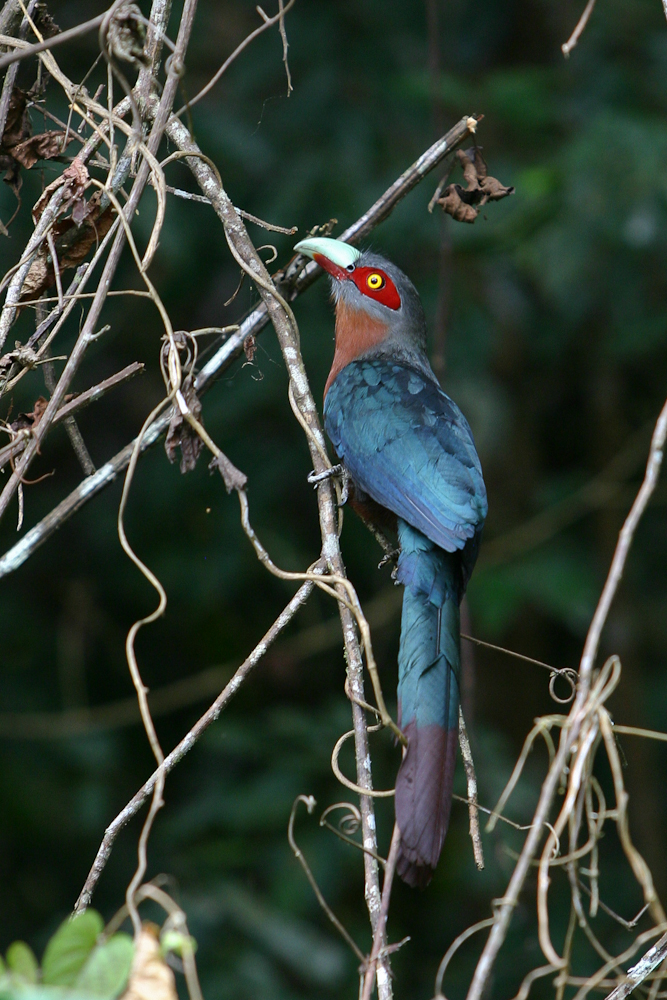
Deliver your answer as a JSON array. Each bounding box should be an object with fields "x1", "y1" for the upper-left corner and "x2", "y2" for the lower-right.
[{"x1": 0, "y1": 113, "x2": 478, "y2": 578}]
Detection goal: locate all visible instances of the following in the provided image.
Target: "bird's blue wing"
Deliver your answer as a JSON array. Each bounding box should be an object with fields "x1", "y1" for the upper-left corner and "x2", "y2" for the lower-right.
[{"x1": 324, "y1": 359, "x2": 487, "y2": 553}]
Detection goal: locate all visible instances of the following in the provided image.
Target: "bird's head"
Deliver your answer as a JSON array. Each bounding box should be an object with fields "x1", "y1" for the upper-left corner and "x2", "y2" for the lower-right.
[{"x1": 293, "y1": 237, "x2": 428, "y2": 370}]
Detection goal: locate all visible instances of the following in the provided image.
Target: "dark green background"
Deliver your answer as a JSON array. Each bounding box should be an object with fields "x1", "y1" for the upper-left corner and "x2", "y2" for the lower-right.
[{"x1": 1, "y1": 0, "x2": 667, "y2": 996}]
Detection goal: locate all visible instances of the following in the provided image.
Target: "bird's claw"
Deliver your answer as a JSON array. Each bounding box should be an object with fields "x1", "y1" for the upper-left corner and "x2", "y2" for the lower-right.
[
  {"x1": 378, "y1": 548, "x2": 400, "y2": 570},
  {"x1": 307, "y1": 464, "x2": 349, "y2": 505},
  {"x1": 307, "y1": 463, "x2": 343, "y2": 486}
]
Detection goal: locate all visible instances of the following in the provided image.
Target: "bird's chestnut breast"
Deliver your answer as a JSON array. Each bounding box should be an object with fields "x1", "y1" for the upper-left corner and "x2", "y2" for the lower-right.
[{"x1": 323, "y1": 301, "x2": 389, "y2": 398}]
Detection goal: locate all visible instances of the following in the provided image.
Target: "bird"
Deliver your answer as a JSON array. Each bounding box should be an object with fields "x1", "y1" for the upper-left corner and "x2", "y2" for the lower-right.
[{"x1": 294, "y1": 235, "x2": 488, "y2": 887}]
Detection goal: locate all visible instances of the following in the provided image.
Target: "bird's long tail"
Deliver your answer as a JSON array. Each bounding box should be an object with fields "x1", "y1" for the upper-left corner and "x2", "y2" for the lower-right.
[{"x1": 394, "y1": 518, "x2": 461, "y2": 888}]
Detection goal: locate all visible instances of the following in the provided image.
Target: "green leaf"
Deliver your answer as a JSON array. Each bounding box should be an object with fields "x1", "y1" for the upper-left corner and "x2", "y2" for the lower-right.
[
  {"x1": 42, "y1": 911, "x2": 104, "y2": 987},
  {"x1": 0, "y1": 988, "x2": 69, "y2": 1000},
  {"x1": 5, "y1": 943, "x2": 38, "y2": 984},
  {"x1": 74, "y1": 935, "x2": 134, "y2": 1000}
]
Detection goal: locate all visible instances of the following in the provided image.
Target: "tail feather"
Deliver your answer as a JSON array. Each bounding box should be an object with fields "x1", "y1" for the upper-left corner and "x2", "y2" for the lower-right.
[{"x1": 394, "y1": 519, "x2": 462, "y2": 887}]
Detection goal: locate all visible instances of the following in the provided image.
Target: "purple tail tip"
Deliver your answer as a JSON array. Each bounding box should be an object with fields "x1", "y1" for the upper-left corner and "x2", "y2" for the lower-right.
[{"x1": 394, "y1": 722, "x2": 458, "y2": 887}]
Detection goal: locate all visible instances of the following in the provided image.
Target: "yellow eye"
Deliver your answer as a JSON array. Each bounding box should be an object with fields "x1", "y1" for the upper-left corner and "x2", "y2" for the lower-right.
[{"x1": 367, "y1": 272, "x2": 385, "y2": 290}]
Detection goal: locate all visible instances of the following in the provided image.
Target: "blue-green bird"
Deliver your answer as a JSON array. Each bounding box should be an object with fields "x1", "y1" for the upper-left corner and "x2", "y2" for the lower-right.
[{"x1": 295, "y1": 236, "x2": 487, "y2": 887}]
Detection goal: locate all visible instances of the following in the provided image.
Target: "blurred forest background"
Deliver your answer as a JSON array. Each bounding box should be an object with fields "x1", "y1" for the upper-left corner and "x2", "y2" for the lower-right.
[{"x1": 2, "y1": 0, "x2": 667, "y2": 998}]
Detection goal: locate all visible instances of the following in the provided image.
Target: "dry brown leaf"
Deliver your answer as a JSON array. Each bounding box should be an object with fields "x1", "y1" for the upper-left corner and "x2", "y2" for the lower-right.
[
  {"x1": 435, "y1": 147, "x2": 514, "y2": 224},
  {"x1": 32, "y1": 156, "x2": 89, "y2": 223},
  {"x1": 243, "y1": 333, "x2": 256, "y2": 362},
  {"x1": 106, "y1": 3, "x2": 148, "y2": 65},
  {"x1": 165, "y1": 375, "x2": 204, "y2": 474},
  {"x1": 0, "y1": 88, "x2": 30, "y2": 151},
  {"x1": 12, "y1": 131, "x2": 70, "y2": 170},
  {"x1": 20, "y1": 196, "x2": 115, "y2": 302},
  {"x1": 208, "y1": 451, "x2": 247, "y2": 493},
  {"x1": 10, "y1": 396, "x2": 47, "y2": 432},
  {"x1": 122, "y1": 925, "x2": 177, "y2": 1000}
]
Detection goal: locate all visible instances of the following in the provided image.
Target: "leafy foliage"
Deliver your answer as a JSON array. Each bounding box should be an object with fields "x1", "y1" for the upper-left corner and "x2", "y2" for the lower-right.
[{"x1": 0, "y1": 913, "x2": 133, "y2": 1000}]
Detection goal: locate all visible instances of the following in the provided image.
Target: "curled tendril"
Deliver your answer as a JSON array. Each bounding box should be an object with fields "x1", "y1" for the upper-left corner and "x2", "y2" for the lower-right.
[
  {"x1": 320, "y1": 801, "x2": 361, "y2": 837},
  {"x1": 549, "y1": 668, "x2": 578, "y2": 704},
  {"x1": 331, "y1": 728, "x2": 396, "y2": 798},
  {"x1": 159, "y1": 330, "x2": 198, "y2": 391},
  {"x1": 344, "y1": 676, "x2": 382, "y2": 719},
  {"x1": 319, "y1": 803, "x2": 386, "y2": 866},
  {"x1": 257, "y1": 243, "x2": 278, "y2": 264},
  {"x1": 164, "y1": 53, "x2": 186, "y2": 77},
  {"x1": 434, "y1": 917, "x2": 497, "y2": 1000},
  {"x1": 288, "y1": 795, "x2": 366, "y2": 962}
]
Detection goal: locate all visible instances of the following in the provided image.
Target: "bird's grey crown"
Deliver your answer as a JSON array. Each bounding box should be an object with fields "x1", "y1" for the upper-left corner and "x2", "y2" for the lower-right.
[{"x1": 330, "y1": 250, "x2": 436, "y2": 383}]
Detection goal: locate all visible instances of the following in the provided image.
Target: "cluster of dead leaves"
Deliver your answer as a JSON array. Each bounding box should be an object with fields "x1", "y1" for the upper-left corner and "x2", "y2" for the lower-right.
[
  {"x1": 1, "y1": 70, "x2": 115, "y2": 299},
  {"x1": 1, "y1": 4, "x2": 61, "y2": 202},
  {"x1": 433, "y1": 147, "x2": 514, "y2": 224},
  {"x1": 9, "y1": 395, "x2": 48, "y2": 433},
  {"x1": 17, "y1": 156, "x2": 116, "y2": 302},
  {"x1": 165, "y1": 375, "x2": 204, "y2": 474},
  {"x1": 0, "y1": 87, "x2": 72, "y2": 206},
  {"x1": 164, "y1": 361, "x2": 247, "y2": 491}
]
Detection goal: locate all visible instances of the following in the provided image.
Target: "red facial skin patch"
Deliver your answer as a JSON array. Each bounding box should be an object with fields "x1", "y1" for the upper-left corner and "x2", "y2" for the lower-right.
[
  {"x1": 350, "y1": 266, "x2": 401, "y2": 311},
  {"x1": 313, "y1": 254, "x2": 402, "y2": 311}
]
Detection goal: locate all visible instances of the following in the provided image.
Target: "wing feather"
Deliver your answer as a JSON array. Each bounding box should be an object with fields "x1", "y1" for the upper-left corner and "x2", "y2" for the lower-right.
[{"x1": 324, "y1": 360, "x2": 487, "y2": 552}]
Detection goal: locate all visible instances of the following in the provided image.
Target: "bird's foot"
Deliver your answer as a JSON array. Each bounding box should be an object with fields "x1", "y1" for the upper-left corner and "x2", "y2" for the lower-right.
[
  {"x1": 307, "y1": 463, "x2": 343, "y2": 486},
  {"x1": 307, "y1": 464, "x2": 349, "y2": 504},
  {"x1": 378, "y1": 548, "x2": 400, "y2": 570}
]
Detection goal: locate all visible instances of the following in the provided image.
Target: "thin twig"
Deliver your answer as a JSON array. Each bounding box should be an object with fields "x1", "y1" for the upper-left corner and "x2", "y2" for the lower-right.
[
  {"x1": 603, "y1": 937, "x2": 667, "y2": 1000},
  {"x1": 361, "y1": 823, "x2": 402, "y2": 1000},
  {"x1": 73, "y1": 572, "x2": 318, "y2": 913},
  {"x1": 0, "y1": 363, "x2": 143, "y2": 471},
  {"x1": 160, "y1": 183, "x2": 298, "y2": 232},
  {"x1": 0, "y1": 10, "x2": 107, "y2": 71},
  {"x1": 288, "y1": 795, "x2": 366, "y2": 963},
  {"x1": 465, "y1": 397, "x2": 667, "y2": 1000},
  {"x1": 0, "y1": 114, "x2": 478, "y2": 574},
  {"x1": 458, "y1": 707, "x2": 484, "y2": 870},
  {"x1": 173, "y1": 0, "x2": 296, "y2": 117},
  {"x1": 277, "y1": 0, "x2": 292, "y2": 95},
  {"x1": 562, "y1": 0, "x2": 598, "y2": 57},
  {"x1": 0, "y1": 184, "x2": 67, "y2": 352},
  {"x1": 41, "y1": 352, "x2": 96, "y2": 477}
]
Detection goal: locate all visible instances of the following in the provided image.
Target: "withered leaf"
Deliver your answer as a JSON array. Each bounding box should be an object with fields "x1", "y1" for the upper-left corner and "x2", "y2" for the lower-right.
[
  {"x1": 106, "y1": 4, "x2": 148, "y2": 65},
  {"x1": 435, "y1": 147, "x2": 514, "y2": 224},
  {"x1": 11, "y1": 131, "x2": 71, "y2": 170},
  {"x1": 71, "y1": 196, "x2": 88, "y2": 227},
  {"x1": 34, "y1": 4, "x2": 60, "y2": 39},
  {"x1": 208, "y1": 452, "x2": 247, "y2": 493},
  {"x1": 165, "y1": 376, "x2": 203, "y2": 474},
  {"x1": 11, "y1": 396, "x2": 47, "y2": 432},
  {"x1": 122, "y1": 924, "x2": 177, "y2": 1000},
  {"x1": 0, "y1": 88, "x2": 30, "y2": 151},
  {"x1": 1, "y1": 155, "x2": 21, "y2": 200},
  {"x1": 20, "y1": 193, "x2": 114, "y2": 302},
  {"x1": 32, "y1": 157, "x2": 89, "y2": 223},
  {"x1": 243, "y1": 334, "x2": 256, "y2": 362},
  {"x1": 438, "y1": 187, "x2": 480, "y2": 224}
]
